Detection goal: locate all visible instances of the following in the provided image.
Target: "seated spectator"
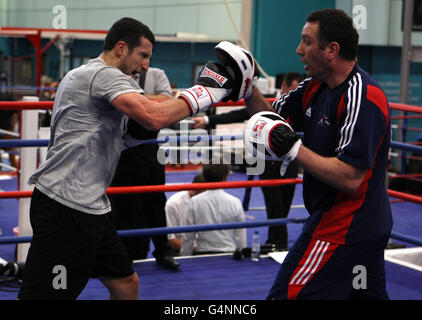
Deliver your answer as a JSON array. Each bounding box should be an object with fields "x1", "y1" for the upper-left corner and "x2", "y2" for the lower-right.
[
  {"x1": 165, "y1": 173, "x2": 205, "y2": 256},
  {"x1": 184, "y1": 164, "x2": 247, "y2": 255}
]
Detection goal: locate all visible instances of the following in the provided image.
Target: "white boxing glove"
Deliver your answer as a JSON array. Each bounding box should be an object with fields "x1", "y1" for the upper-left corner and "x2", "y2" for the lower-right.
[
  {"x1": 214, "y1": 41, "x2": 259, "y2": 102},
  {"x1": 244, "y1": 111, "x2": 302, "y2": 176},
  {"x1": 178, "y1": 61, "x2": 233, "y2": 115}
]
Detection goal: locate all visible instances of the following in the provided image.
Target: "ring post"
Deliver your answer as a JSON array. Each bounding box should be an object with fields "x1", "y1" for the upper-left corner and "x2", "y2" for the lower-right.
[{"x1": 17, "y1": 96, "x2": 39, "y2": 263}]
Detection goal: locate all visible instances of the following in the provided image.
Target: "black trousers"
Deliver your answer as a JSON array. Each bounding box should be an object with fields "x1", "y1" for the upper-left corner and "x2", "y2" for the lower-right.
[
  {"x1": 109, "y1": 145, "x2": 171, "y2": 261},
  {"x1": 259, "y1": 161, "x2": 298, "y2": 248}
]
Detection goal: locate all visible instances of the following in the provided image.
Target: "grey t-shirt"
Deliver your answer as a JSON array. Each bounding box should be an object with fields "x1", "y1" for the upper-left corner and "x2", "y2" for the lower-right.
[
  {"x1": 143, "y1": 67, "x2": 172, "y2": 97},
  {"x1": 29, "y1": 58, "x2": 142, "y2": 215}
]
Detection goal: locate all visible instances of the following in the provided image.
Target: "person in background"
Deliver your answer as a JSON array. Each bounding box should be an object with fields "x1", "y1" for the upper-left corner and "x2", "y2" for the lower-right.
[
  {"x1": 184, "y1": 164, "x2": 247, "y2": 255},
  {"x1": 109, "y1": 65, "x2": 181, "y2": 270},
  {"x1": 165, "y1": 173, "x2": 205, "y2": 256}
]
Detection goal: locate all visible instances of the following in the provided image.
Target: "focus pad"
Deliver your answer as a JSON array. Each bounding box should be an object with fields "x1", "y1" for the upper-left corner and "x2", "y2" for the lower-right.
[{"x1": 214, "y1": 41, "x2": 254, "y2": 102}]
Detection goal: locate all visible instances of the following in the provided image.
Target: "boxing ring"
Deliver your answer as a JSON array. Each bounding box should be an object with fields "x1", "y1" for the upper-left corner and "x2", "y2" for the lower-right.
[{"x1": 0, "y1": 99, "x2": 421, "y2": 300}]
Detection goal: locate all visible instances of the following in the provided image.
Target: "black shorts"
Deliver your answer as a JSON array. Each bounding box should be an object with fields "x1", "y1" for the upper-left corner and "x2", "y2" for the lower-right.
[{"x1": 18, "y1": 188, "x2": 134, "y2": 300}]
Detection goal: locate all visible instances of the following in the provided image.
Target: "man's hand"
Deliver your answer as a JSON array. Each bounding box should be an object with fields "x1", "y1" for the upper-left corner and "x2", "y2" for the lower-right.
[{"x1": 191, "y1": 117, "x2": 207, "y2": 129}]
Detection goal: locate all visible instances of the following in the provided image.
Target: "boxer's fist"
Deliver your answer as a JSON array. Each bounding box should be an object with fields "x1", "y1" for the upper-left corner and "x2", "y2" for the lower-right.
[
  {"x1": 215, "y1": 41, "x2": 259, "y2": 102},
  {"x1": 178, "y1": 61, "x2": 233, "y2": 115},
  {"x1": 244, "y1": 111, "x2": 302, "y2": 175}
]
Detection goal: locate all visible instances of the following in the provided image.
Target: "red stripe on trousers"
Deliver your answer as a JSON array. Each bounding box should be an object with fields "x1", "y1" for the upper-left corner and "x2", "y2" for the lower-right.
[{"x1": 287, "y1": 239, "x2": 338, "y2": 300}]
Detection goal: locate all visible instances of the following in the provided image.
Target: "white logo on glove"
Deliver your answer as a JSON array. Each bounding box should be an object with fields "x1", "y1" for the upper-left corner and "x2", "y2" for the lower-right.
[{"x1": 200, "y1": 67, "x2": 228, "y2": 87}]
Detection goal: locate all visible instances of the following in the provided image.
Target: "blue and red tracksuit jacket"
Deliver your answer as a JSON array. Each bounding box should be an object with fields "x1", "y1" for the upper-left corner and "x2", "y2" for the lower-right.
[{"x1": 273, "y1": 63, "x2": 393, "y2": 245}]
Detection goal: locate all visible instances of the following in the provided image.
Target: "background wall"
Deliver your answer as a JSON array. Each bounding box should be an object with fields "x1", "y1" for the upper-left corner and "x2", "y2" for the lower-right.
[
  {"x1": 1, "y1": 0, "x2": 242, "y2": 40},
  {"x1": 0, "y1": 0, "x2": 244, "y2": 89},
  {"x1": 0, "y1": 0, "x2": 422, "y2": 108},
  {"x1": 251, "y1": 0, "x2": 335, "y2": 76}
]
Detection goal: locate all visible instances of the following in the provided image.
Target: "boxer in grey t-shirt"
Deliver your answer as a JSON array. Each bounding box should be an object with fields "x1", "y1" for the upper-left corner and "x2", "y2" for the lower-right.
[
  {"x1": 18, "y1": 17, "x2": 235, "y2": 300},
  {"x1": 30, "y1": 57, "x2": 141, "y2": 215}
]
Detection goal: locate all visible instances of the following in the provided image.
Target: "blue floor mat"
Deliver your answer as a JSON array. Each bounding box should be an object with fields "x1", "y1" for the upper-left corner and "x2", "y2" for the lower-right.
[{"x1": 0, "y1": 171, "x2": 421, "y2": 300}]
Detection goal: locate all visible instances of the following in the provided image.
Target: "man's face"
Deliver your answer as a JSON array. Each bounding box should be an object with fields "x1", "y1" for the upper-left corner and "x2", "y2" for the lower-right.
[
  {"x1": 120, "y1": 36, "x2": 152, "y2": 76},
  {"x1": 296, "y1": 22, "x2": 328, "y2": 80}
]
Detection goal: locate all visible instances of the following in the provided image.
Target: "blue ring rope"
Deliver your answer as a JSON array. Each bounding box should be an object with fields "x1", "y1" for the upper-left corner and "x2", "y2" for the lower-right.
[
  {"x1": 0, "y1": 136, "x2": 421, "y2": 154},
  {"x1": 0, "y1": 218, "x2": 306, "y2": 245},
  {"x1": 390, "y1": 231, "x2": 422, "y2": 246},
  {"x1": 1, "y1": 219, "x2": 421, "y2": 247}
]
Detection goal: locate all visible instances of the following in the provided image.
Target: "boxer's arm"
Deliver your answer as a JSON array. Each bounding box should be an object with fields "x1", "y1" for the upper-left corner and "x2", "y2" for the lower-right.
[
  {"x1": 144, "y1": 93, "x2": 172, "y2": 100},
  {"x1": 244, "y1": 86, "x2": 274, "y2": 115},
  {"x1": 112, "y1": 92, "x2": 191, "y2": 130},
  {"x1": 207, "y1": 108, "x2": 250, "y2": 126},
  {"x1": 295, "y1": 145, "x2": 368, "y2": 195}
]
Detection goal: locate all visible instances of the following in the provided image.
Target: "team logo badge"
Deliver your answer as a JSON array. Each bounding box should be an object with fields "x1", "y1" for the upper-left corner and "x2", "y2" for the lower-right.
[{"x1": 318, "y1": 114, "x2": 330, "y2": 126}]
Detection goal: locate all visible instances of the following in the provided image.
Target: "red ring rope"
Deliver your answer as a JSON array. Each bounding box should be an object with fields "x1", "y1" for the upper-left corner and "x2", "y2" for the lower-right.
[
  {"x1": 0, "y1": 178, "x2": 302, "y2": 199},
  {"x1": 387, "y1": 189, "x2": 422, "y2": 204},
  {"x1": 1, "y1": 100, "x2": 422, "y2": 113},
  {"x1": 0, "y1": 178, "x2": 421, "y2": 205}
]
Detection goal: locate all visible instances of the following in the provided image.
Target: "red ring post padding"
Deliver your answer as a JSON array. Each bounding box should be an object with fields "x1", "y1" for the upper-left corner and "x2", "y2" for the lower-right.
[{"x1": 0, "y1": 101, "x2": 54, "y2": 110}]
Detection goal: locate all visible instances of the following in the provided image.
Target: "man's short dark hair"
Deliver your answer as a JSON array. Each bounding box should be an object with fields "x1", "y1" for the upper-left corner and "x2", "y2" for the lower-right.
[
  {"x1": 202, "y1": 164, "x2": 230, "y2": 183},
  {"x1": 283, "y1": 72, "x2": 304, "y2": 87},
  {"x1": 104, "y1": 17, "x2": 155, "y2": 52},
  {"x1": 307, "y1": 9, "x2": 358, "y2": 61},
  {"x1": 192, "y1": 173, "x2": 205, "y2": 184}
]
